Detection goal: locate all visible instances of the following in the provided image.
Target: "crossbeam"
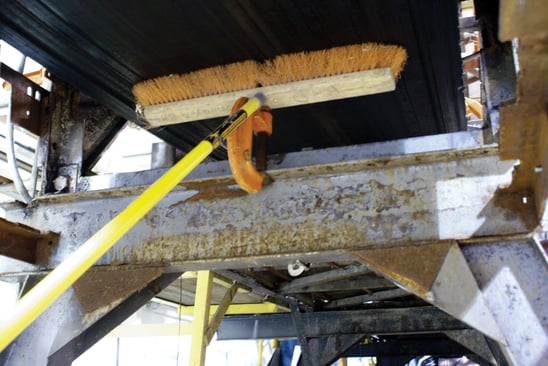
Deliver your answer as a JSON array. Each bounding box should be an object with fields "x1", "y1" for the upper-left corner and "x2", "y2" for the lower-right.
[
  {"x1": 2, "y1": 142, "x2": 536, "y2": 273},
  {"x1": 216, "y1": 306, "x2": 469, "y2": 340}
]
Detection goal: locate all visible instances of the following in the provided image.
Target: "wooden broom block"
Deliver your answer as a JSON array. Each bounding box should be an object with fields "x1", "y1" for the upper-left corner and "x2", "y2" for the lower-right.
[{"x1": 141, "y1": 67, "x2": 394, "y2": 127}]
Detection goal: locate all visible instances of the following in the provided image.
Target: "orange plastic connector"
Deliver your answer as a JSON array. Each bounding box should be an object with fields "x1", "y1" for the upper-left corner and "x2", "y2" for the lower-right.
[{"x1": 227, "y1": 97, "x2": 273, "y2": 193}]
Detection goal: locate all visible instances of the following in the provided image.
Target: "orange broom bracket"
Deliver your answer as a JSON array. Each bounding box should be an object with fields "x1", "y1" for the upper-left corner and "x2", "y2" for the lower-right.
[{"x1": 227, "y1": 97, "x2": 273, "y2": 193}]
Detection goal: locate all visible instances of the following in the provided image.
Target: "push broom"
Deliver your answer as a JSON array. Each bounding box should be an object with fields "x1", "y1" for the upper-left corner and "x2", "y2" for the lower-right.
[{"x1": 0, "y1": 43, "x2": 406, "y2": 351}]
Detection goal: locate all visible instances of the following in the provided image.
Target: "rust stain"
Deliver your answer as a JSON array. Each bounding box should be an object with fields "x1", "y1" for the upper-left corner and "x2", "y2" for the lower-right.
[
  {"x1": 185, "y1": 185, "x2": 247, "y2": 202},
  {"x1": 352, "y1": 242, "x2": 454, "y2": 299},
  {"x1": 491, "y1": 189, "x2": 538, "y2": 231},
  {"x1": 73, "y1": 267, "x2": 164, "y2": 314},
  {"x1": 498, "y1": 9, "x2": 547, "y2": 220}
]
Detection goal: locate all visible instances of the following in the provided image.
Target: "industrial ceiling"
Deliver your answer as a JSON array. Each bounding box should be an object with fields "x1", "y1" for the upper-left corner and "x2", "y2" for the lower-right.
[{"x1": 0, "y1": 0, "x2": 466, "y2": 158}]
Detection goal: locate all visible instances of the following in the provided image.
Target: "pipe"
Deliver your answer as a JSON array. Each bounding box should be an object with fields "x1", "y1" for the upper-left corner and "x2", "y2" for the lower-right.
[
  {"x1": 5, "y1": 89, "x2": 33, "y2": 204},
  {"x1": 28, "y1": 136, "x2": 41, "y2": 199},
  {"x1": 0, "y1": 97, "x2": 261, "y2": 352}
]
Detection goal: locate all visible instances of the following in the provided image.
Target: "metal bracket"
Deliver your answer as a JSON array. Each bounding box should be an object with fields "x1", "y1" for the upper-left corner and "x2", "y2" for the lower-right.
[{"x1": 0, "y1": 63, "x2": 48, "y2": 135}]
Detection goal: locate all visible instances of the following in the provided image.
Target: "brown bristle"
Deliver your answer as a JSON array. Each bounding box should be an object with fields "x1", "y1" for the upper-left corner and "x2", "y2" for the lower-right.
[{"x1": 133, "y1": 43, "x2": 407, "y2": 107}]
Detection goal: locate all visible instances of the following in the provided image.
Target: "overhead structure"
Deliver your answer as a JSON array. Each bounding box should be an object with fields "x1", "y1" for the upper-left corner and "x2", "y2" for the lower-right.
[{"x1": 0, "y1": 1, "x2": 546, "y2": 366}]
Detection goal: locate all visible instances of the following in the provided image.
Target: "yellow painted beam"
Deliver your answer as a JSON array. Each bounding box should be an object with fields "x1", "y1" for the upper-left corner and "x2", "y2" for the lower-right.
[
  {"x1": 152, "y1": 298, "x2": 288, "y2": 315},
  {"x1": 205, "y1": 282, "x2": 238, "y2": 344},
  {"x1": 189, "y1": 270, "x2": 214, "y2": 366},
  {"x1": 258, "y1": 339, "x2": 264, "y2": 366},
  {"x1": 107, "y1": 323, "x2": 193, "y2": 338},
  {"x1": 181, "y1": 271, "x2": 250, "y2": 294}
]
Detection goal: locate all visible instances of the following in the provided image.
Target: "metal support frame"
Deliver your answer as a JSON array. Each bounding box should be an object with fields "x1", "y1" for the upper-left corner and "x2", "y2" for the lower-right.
[
  {"x1": 290, "y1": 304, "x2": 313, "y2": 365},
  {"x1": 444, "y1": 330, "x2": 498, "y2": 365},
  {"x1": 277, "y1": 264, "x2": 371, "y2": 294},
  {"x1": 307, "y1": 334, "x2": 365, "y2": 366},
  {"x1": 354, "y1": 237, "x2": 548, "y2": 365},
  {"x1": 43, "y1": 79, "x2": 84, "y2": 193},
  {"x1": 461, "y1": 238, "x2": 548, "y2": 366},
  {"x1": 189, "y1": 271, "x2": 238, "y2": 366},
  {"x1": 354, "y1": 242, "x2": 504, "y2": 342},
  {"x1": 3, "y1": 139, "x2": 536, "y2": 272},
  {"x1": 189, "y1": 271, "x2": 214, "y2": 366},
  {"x1": 46, "y1": 272, "x2": 181, "y2": 365},
  {"x1": 216, "y1": 307, "x2": 469, "y2": 340},
  {"x1": 0, "y1": 217, "x2": 57, "y2": 264},
  {"x1": 0, "y1": 267, "x2": 169, "y2": 366},
  {"x1": 1, "y1": 130, "x2": 545, "y2": 365},
  {"x1": 321, "y1": 288, "x2": 409, "y2": 310}
]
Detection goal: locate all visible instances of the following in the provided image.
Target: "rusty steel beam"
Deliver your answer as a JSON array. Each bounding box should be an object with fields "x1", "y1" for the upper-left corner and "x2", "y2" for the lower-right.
[
  {"x1": 498, "y1": 0, "x2": 548, "y2": 220},
  {"x1": 353, "y1": 242, "x2": 505, "y2": 343},
  {"x1": 2, "y1": 144, "x2": 537, "y2": 272},
  {"x1": 0, "y1": 217, "x2": 57, "y2": 264}
]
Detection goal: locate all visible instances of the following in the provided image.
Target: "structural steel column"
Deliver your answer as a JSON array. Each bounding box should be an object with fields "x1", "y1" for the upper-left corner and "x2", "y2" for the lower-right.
[{"x1": 189, "y1": 270, "x2": 214, "y2": 366}]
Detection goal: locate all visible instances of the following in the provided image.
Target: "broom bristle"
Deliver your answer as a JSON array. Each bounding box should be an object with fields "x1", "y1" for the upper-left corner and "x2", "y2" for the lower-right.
[
  {"x1": 133, "y1": 43, "x2": 407, "y2": 107},
  {"x1": 258, "y1": 43, "x2": 407, "y2": 86},
  {"x1": 133, "y1": 60, "x2": 259, "y2": 107}
]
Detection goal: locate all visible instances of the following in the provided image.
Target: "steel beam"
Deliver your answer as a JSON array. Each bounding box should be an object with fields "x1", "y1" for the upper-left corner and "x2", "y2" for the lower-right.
[
  {"x1": 43, "y1": 79, "x2": 84, "y2": 194},
  {"x1": 216, "y1": 306, "x2": 469, "y2": 340},
  {"x1": 356, "y1": 238, "x2": 548, "y2": 365},
  {"x1": 321, "y1": 288, "x2": 409, "y2": 310},
  {"x1": 204, "y1": 281, "x2": 237, "y2": 344},
  {"x1": 2, "y1": 144, "x2": 536, "y2": 272},
  {"x1": 354, "y1": 242, "x2": 505, "y2": 343},
  {"x1": 291, "y1": 304, "x2": 313, "y2": 365},
  {"x1": 74, "y1": 131, "x2": 486, "y2": 193},
  {"x1": 311, "y1": 334, "x2": 365, "y2": 366},
  {"x1": 277, "y1": 264, "x2": 371, "y2": 294},
  {"x1": 216, "y1": 270, "x2": 313, "y2": 309},
  {"x1": 280, "y1": 274, "x2": 394, "y2": 293},
  {"x1": 461, "y1": 238, "x2": 548, "y2": 366},
  {"x1": 46, "y1": 272, "x2": 181, "y2": 366}
]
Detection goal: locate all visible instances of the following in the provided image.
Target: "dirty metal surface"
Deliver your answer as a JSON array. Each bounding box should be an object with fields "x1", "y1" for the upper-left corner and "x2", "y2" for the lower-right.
[
  {"x1": 2, "y1": 147, "x2": 537, "y2": 271},
  {"x1": 461, "y1": 238, "x2": 548, "y2": 366},
  {"x1": 73, "y1": 266, "x2": 164, "y2": 315},
  {"x1": 354, "y1": 242, "x2": 504, "y2": 343},
  {"x1": 43, "y1": 80, "x2": 84, "y2": 194},
  {"x1": 498, "y1": 0, "x2": 548, "y2": 220},
  {"x1": 353, "y1": 243, "x2": 453, "y2": 298},
  {"x1": 74, "y1": 130, "x2": 485, "y2": 194},
  {"x1": 79, "y1": 102, "x2": 126, "y2": 175},
  {"x1": 444, "y1": 330, "x2": 497, "y2": 366},
  {"x1": 309, "y1": 334, "x2": 365, "y2": 366},
  {"x1": 499, "y1": 0, "x2": 547, "y2": 42}
]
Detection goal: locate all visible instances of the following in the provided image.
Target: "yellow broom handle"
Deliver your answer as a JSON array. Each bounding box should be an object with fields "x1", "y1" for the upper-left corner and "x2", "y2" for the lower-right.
[{"x1": 0, "y1": 97, "x2": 261, "y2": 352}]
